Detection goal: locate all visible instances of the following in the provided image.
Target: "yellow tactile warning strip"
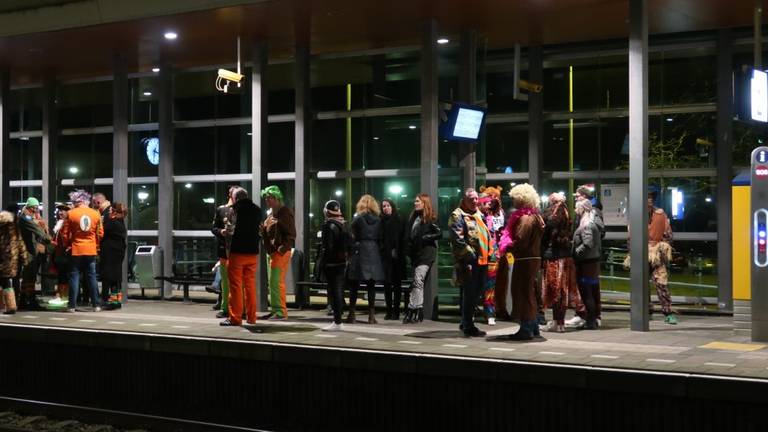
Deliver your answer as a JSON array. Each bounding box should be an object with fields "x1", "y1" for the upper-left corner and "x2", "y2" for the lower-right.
[{"x1": 699, "y1": 342, "x2": 766, "y2": 352}]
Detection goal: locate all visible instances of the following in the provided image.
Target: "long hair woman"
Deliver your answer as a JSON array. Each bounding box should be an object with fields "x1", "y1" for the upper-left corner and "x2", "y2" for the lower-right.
[
  {"x1": 346, "y1": 195, "x2": 385, "y2": 324},
  {"x1": 403, "y1": 193, "x2": 441, "y2": 324},
  {"x1": 99, "y1": 202, "x2": 127, "y2": 308}
]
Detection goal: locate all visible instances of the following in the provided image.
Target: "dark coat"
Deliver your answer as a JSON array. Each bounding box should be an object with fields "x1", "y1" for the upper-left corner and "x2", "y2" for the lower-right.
[
  {"x1": 230, "y1": 199, "x2": 262, "y2": 255},
  {"x1": 18, "y1": 212, "x2": 51, "y2": 260},
  {"x1": 541, "y1": 204, "x2": 573, "y2": 260},
  {"x1": 0, "y1": 211, "x2": 27, "y2": 278},
  {"x1": 405, "y1": 212, "x2": 442, "y2": 267},
  {"x1": 99, "y1": 216, "x2": 127, "y2": 282},
  {"x1": 348, "y1": 213, "x2": 385, "y2": 282},
  {"x1": 211, "y1": 204, "x2": 233, "y2": 259},
  {"x1": 381, "y1": 213, "x2": 406, "y2": 283}
]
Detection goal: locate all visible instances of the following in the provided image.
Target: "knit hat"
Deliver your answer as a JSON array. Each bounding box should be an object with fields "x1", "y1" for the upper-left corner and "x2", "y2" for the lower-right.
[
  {"x1": 575, "y1": 184, "x2": 595, "y2": 199},
  {"x1": 260, "y1": 185, "x2": 283, "y2": 201},
  {"x1": 25, "y1": 197, "x2": 40, "y2": 208}
]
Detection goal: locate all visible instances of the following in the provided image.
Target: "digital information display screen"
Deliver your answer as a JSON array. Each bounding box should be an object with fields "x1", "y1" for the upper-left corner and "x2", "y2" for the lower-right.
[
  {"x1": 752, "y1": 69, "x2": 768, "y2": 123},
  {"x1": 452, "y1": 108, "x2": 485, "y2": 139}
]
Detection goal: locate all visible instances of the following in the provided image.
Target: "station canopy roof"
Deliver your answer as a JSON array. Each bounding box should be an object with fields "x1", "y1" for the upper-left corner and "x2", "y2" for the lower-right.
[{"x1": 0, "y1": 0, "x2": 756, "y2": 85}]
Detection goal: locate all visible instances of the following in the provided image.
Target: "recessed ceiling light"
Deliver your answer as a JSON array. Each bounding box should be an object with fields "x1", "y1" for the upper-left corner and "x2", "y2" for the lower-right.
[
  {"x1": 373, "y1": 136, "x2": 379, "y2": 140},
  {"x1": 152, "y1": 67, "x2": 160, "y2": 73},
  {"x1": 408, "y1": 125, "x2": 417, "y2": 129},
  {"x1": 143, "y1": 91, "x2": 152, "y2": 96},
  {"x1": 164, "y1": 31, "x2": 178, "y2": 40},
  {"x1": 437, "y1": 38, "x2": 449, "y2": 44}
]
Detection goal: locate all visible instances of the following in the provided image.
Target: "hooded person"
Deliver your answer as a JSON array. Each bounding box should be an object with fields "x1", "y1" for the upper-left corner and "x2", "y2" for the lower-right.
[
  {"x1": 0, "y1": 211, "x2": 27, "y2": 314},
  {"x1": 319, "y1": 200, "x2": 350, "y2": 331}
]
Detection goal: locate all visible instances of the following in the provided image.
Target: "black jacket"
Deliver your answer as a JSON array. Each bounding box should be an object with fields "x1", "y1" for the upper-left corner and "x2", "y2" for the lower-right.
[
  {"x1": 541, "y1": 206, "x2": 573, "y2": 260},
  {"x1": 381, "y1": 213, "x2": 406, "y2": 282},
  {"x1": 99, "y1": 216, "x2": 127, "y2": 282},
  {"x1": 348, "y1": 213, "x2": 385, "y2": 282},
  {"x1": 211, "y1": 204, "x2": 233, "y2": 259},
  {"x1": 229, "y1": 199, "x2": 262, "y2": 255},
  {"x1": 405, "y1": 212, "x2": 442, "y2": 267}
]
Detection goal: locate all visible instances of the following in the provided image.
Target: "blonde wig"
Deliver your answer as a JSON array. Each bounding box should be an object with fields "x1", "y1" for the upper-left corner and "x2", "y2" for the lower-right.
[{"x1": 508, "y1": 183, "x2": 540, "y2": 209}]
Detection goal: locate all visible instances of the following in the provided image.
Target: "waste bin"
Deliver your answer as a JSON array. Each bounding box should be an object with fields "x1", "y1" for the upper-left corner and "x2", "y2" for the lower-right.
[{"x1": 134, "y1": 245, "x2": 163, "y2": 297}]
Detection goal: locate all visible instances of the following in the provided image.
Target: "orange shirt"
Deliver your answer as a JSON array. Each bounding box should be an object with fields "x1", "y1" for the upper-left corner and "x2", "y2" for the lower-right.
[{"x1": 62, "y1": 206, "x2": 103, "y2": 256}]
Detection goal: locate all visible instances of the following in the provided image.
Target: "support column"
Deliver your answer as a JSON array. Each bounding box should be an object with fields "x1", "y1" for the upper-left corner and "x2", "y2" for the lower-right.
[
  {"x1": 0, "y1": 66, "x2": 9, "y2": 207},
  {"x1": 717, "y1": 29, "x2": 734, "y2": 312},
  {"x1": 458, "y1": 30, "x2": 477, "y2": 190},
  {"x1": 527, "y1": 46, "x2": 543, "y2": 189},
  {"x1": 294, "y1": 43, "x2": 311, "y2": 307},
  {"x1": 252, "y1": 39, "x2": 270, "y2": 311},
  {"x1": 113, "y1": 54, "x2": 129, "y2": 302},
  {"x1": 628, "y1": 0, "x2": 650, "y2": 331},
  {"x1": 421, "y1": 18, "x2": 439, "y2": 320},
  {"x1": 157, "y1": 59, "x2": 174, "y2": 299},
  {"x1": 42, "y1": 77, "x2": 56, "y2": 229}
]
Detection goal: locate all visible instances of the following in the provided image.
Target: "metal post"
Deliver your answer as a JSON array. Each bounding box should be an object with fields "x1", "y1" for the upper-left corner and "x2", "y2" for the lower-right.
[
  {"x1": 157, "y1": 58, "x2": 174, "y2": 299},
  {"x1": 252, "y1": 39, "x2": 270, "y2": 311},
  {"x1": 528, "y1": 46, "x2": 543, "y2": 190},
  {"x1": 42, "y1": 77, "x2": 56, "y2": 229},
  {"x1": 756, "y1": 0, "x2": 763, "y2": 70},
  {"x1": 717, "y1": 29, "x2": 734, "y2": 311},
  {"x1": 0, "y1": 66, "x2": 8, "y2": 207},
  {"x1": 459, "y1": 30, "x2": 477, "y2": 190},
  {"x1": 113, "y1": 54, "x2": 130, "y2": 302},
  {"x1": 421, "y1": 18, "x2": 440, "y2": 319},
  {"x1": 629, "y1": 0, "x2": 650, "y2": 331},
  {"x1": 295, "y1": 43, "x2": 311, "y2": 307}
]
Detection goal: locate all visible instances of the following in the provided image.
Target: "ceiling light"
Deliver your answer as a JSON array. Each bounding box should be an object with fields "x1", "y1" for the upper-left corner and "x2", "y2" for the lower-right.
[
  {"x1": 152, "y1": 67, "x2": 160, "y2": 73},
  {"x1": 666, "y1": 117, "x2": 674, "y2": 122},
  {"x1": 143, "y1": 91, "x2": 152, "y2": 96},
  {"x1": 164, "y1": 32, "x2": 178, "y2": 40},
  {"x1": 69, "y1": 166, "x2": 79, "y2": 174},
  {"x1": 437, "y1": 38, "x2": 450, "y2": 44},
  {"x1": 334, "y1": 190, "x2": 343, "y2": 197},
  {"x1": 373, "y1": 136, "x2": 379, "y2": 140},
  {"x1": 137, "y1": 191, "x2": 149, "y2": 200},
  {"x1": 408, "y1": 125, "x2": 417, "y2": 129},
  {"x1": 184, "y1": 183, "x2": 192, "y2": 189}
]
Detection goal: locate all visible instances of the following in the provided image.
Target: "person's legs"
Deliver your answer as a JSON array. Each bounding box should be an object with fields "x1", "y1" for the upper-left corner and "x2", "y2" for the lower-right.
[
  {"x1": 460, "y1": 263, "x2": 479, "y2": 331},
  {"x1": 366, "y1": 279, "x2": 377, "y2": 324},
  {"x1": 383, "y1": 278, "x2": 393, "y2": 319},
  {"x1": 242, "y1": 254, "x2": 258, "y2": 324},
  {"x1": 2, "y1": 278, "x2": 16, "y2": 314},
  {"x1": 494, "y1": 256, "x2": 509, "y2": 319},
  {"x1": 227, "y1": 253, "x2": 244, "y2": 325},
  {"x1": 269, "y1": 252, "x2": 290, "y2": 318},
  {"x1": 84, "y1": 257, "x2": 100, "y2": 308},
  {"x1": 68, "y1": 257, "x2": 82, "y2": 310},
  {"x1": 392, "y1": 278, "x2": 402, "y2": 319},
  {"x1": 345, "y1": 279, "x2": 359, "y2": 323},
  {"x1": 326, "y1": 266, "x2": 345, "y2": 325},
  {"x1": 219, "y1": 258, "x2": 230, "y2": 313}
]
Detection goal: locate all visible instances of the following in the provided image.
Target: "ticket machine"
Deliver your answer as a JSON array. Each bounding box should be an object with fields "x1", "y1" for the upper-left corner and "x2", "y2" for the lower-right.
[{"x1": 752, "y1": 147, "x2": 768, "y2": 341}]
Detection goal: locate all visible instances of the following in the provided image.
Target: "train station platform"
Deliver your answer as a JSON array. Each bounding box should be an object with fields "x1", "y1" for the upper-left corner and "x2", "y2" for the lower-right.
[{"x1": 1, "y1": 300, "x2": 767, "y2": 431}]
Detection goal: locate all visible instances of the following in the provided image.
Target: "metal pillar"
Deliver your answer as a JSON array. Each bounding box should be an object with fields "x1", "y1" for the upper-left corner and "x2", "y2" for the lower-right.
[
  {"x1": 157, "y1": 58, "x2": 174, "y2": 299},
  {"x1": 756, "y1": 0, "x2": 763, "y2": 69},
  {"x1": 42, "y1": 77, "x2": 56, "y2": 229},
  {"x1": 0, "y1": 66, "x2": 9, "y2": 207},
  {"x1": 252, "y1": 39, "x2": 270, "y2": 311},
  {"x1": 458, "y1": 30, "x2": 477, "y2": 190},
  {"x1": 421, "y1": 18, "x2": 439, "y2": 320},
  {"x1": 717, "y1": 29, "x2": 734, "y2": 312},
  {"x1": 629, "y1": 0, "x2": 650, "y2": 331},
  {"x1": 527, "y1": 46, "x2": 543, "y2": 190},
  {"x1": 294, "y1": 43, "x2": 311, "y2": 306},
  {"x1": 113, "y1": 54, "x2": 129, "y2": 302}
]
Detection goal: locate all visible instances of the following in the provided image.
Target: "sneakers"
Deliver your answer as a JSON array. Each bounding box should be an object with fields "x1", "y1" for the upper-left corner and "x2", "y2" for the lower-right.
[
  {"x1": 93, "y1": 306, "x2": 102, "y2": 312},
  {"x1": 597, "y1": 318, "x2": 602, "y2": 327},
  {"x1": 48, "y1": 297, "x2": 67, "y2": 306},
  {"x1": 540, "y1": 321, "x2": 558, "y2": 332},
  {"x1": 488, "y1": 317, "x2": 496, "y2": 326},
  {"x1": 66, "y1": 308, "x2": 76, "y2": 313},
  {"x1": 664, "y1": 314, "x2": 678, "y2": 325},
  {"x1": 268, "y1": 315, "x2": 287, "y2": 321},
  {"x1": 323, "y1": 322, "x2": 344, "y2": 332},
  {"x1": 219, "y1": 319, "x2": 239, "y2": 326},
  {"x1": 565, "y1": 316, "x2": 586, "y2": 328}
]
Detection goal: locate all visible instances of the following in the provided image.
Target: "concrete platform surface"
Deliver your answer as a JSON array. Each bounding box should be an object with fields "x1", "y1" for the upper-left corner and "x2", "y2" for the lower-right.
[{"x1": 1, "y1": 300, "x2": 766, "y2": 381}]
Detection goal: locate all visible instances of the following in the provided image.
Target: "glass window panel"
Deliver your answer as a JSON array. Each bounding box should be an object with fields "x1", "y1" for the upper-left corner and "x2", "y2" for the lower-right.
[
  {"x1": 486, "y1": 71, "x2": 529, "y2": 114},
  {"x1": 128, "y1": 131, "x2": 160, "y2": 177},
  {"x1": 366, "y1": 177, "x2": 420, "y2": 219},
  {"x1": 174, "y1": 127, "x2": 216, "y2": 175},
  {"x1": 172, "y1": 237, "x2": 218, "y2": 274},
  {"x1": 129, "y1": 77, "x2": 159, "y2": 124},
  {"x1": 266, "y1": 122, "x2": 295, "y2": 172},
  {"x1": 660, "y1": 52, "x2": 716, "y2": 105},
  {"x1": 9, "y1": 88, "x2": 43, "y2": 132},
  {"x1": 733, "y1": 121, "x2": 762, "y2": 168},
  {"x1": 8, "y1": 137, "x2": 42, "y2": 180},
  {"x1": 649, "y1": 176, "x2": 717, "y2": 233},
  {"x1": 543, "y1": 67, "x2": 569, "y2": 112},
  {"x1": 174, "y1": 69, "x2": 251, "y2": 121},
  {"x1": 57, "y1": 81, "x2": 113, "y2": 128},
  {"x1": 217, "y1": 126, "x2": 252, "y2": 174},
  {"x1": 542, "y1": 120, "x2": 569, "y2": 171},
  {"x1": 654, "y1": 113, "x2": 716, "y2": 169},
  {"x1": 600, "y1": 117, "x2": 629, "y2": 170},
  {"x1": 7, "y1": 187, "x2": 42, "y2": 208},
  {"x1": 267, "y1": 63, "x2": 295, "y2": 115},
  {"x1": 127, "y1": 184, "x2": 158, "y2": 230},
  {"x1": 56, "y1": 133, "x2": 112, "y2": 180},
  {"x1": 174, "y1": 182, "x2": 217, "y2": 230},
  {"x1": 483, "y1": 123, "x2": 528, "y2": 174}
]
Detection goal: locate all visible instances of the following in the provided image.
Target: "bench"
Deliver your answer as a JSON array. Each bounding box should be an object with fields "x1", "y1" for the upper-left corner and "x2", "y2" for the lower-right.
[{"x1": 155, "y1": 273, "x2": 215, "y2": 303}]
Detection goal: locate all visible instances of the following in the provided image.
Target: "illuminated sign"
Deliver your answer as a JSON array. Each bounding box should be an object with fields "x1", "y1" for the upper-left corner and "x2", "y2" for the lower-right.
[
  {"x1": 752, "y1": 69, "x2": 768, "y2": 123},
  {"x1": 453, "y1": 108, "x2": 485, "y2": 139},
  {"x1": 670, "y1": 187, "x2": 684, "y2": 220},
  {"x1": 755, "y1": 209, "x2": 768, "y2": 267},
  {"x1": 756, "y1": 165, "x2": 768, "y2": 179}
]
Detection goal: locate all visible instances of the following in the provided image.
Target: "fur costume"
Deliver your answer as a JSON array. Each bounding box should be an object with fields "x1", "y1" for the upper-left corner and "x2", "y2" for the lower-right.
[{"x1": 0, "y1": 211, "x2": 28, "y2": 277}]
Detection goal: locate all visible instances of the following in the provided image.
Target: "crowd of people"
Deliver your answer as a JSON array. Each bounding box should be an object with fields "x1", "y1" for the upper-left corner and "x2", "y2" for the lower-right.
[
  {"x1": 208, "y1": 182, "x2": 677, "y2": 337},
  {"x1": 0, "y1": 190, "x2": 127, "y2": 314}
]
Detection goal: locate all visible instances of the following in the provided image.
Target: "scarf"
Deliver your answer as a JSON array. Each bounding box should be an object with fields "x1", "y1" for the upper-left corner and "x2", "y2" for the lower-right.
[{"x1": 499, "y1": 207, "x2": 539, "y2": 254}]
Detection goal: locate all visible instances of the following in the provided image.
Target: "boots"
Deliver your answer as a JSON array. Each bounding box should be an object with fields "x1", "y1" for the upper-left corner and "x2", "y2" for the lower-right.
[
  {"x1": 2, "y1": 289, "x2": 17, "y2": 315},
  {"x1": 415, "y1": 308, "x2": 424, "y2": 323},
  {"x1": 402, "y1": 308, "x2": 414, "y2": 324},
  {"x1": 507, "y1": 320, "x2": 535, "y2": 341},
  {"x1": 368, "y1": 308, "x2": 378, "y2": 324},
  {"x1": 344, "y1": 309, "x2": 356, "y2": 324}
]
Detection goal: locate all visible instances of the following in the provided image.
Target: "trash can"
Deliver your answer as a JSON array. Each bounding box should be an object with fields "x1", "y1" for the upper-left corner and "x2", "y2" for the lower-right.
[{"x1": 134, "y1": 245, "x2": 163, "y2": 297}]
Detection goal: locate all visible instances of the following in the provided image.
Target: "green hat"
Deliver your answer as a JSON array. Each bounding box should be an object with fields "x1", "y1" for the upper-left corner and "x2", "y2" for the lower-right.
[
  {"x1": 25, "y1": 197, "x2": 40, "y2": 208},
  {"x1": 261, "y1": 185, "x2": 283, "y2": 201}
]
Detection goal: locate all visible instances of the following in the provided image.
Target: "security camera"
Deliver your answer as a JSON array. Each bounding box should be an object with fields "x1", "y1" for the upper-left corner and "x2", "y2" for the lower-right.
[{"x1": 215, "y1": 68, "x2": 244, "y2": 93}]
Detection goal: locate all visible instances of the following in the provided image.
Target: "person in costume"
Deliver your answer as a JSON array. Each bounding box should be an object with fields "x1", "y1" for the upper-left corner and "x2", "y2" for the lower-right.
[
  {"x1": 17, "y1": 197, "x2": 52, "y2": 310},
  {"x1": 61, "y1": 189, "x2": 103, "y2": 312},
  {"x1": 211, "y1": 187, "x2": 236, "y2": 317},
  {"x1": 0, "y1": 210, "x2": 26, "y2": 314},
  {"x1": 478, "y1": 185, "x2": 505, "y2": 326},
  {"x1": 646, "y1": 191, "x2": 677, "y2": 324},
  {"x1": 260, "y1": 185, "x2": 296, "y2": 320}
]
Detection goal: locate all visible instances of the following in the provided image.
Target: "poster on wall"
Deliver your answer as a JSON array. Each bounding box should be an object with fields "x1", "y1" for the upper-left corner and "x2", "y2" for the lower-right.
[{"x1": 600, "y1": 183, "x2": 629, "y2": 226}]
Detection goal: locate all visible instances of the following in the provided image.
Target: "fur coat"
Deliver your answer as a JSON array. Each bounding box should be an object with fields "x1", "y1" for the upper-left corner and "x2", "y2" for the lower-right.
[{"x1": 0, "y1": 211, "x2": 28, "y2": 278}]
